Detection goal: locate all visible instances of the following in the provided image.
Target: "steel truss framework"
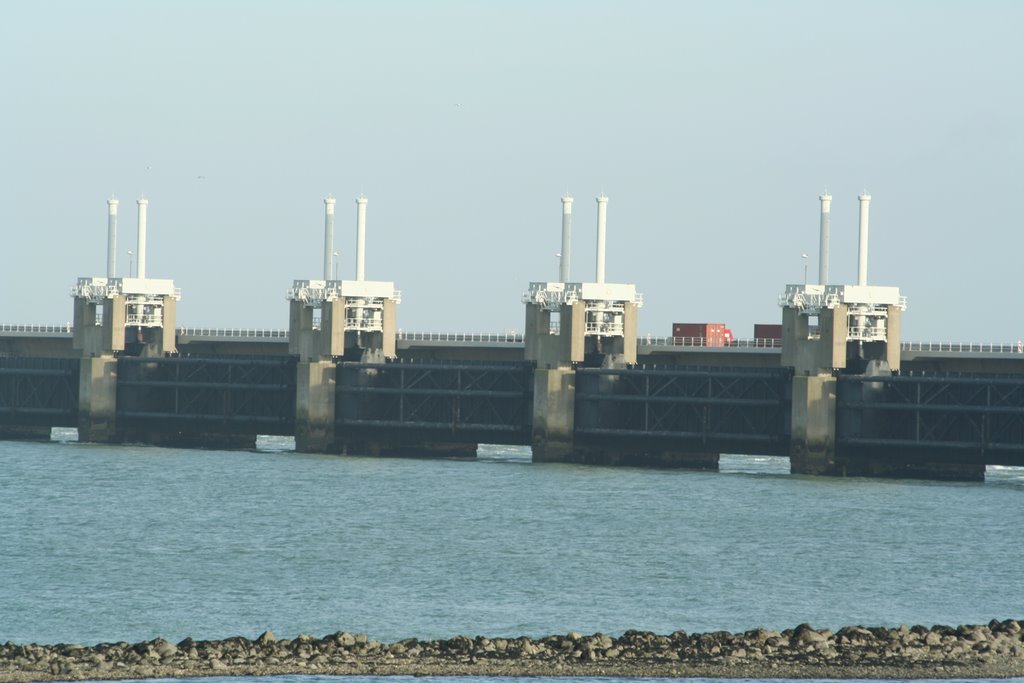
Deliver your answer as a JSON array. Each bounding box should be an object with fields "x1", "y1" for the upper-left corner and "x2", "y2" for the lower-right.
[
  {"x1": 575, "y1": 367, "x2": 792, "y2": 455},
  {"x1": 837, "y1": 374, "x2": 1024, "y2": 465},
  {"x1": 336, "y1": 361, "x2": 534, "y2": 445},
  {"x1": 0, "y1": 357, "x2": 79, "y2": 427},
  {"x1": 117, "y1": 356, "x2": 296, "y2": 436}
]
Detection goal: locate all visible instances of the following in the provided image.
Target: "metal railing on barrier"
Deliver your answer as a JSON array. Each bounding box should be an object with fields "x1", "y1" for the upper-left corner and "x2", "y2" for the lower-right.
[
  {"x1": 176, "y1": 328, "x2": 288, "y2": 339},
  {"x1": 900, "y1": 341, "x2": 1024, "y2": 354},
  {"x1": 4, "y1": 323, "x2": 1024, "y2": 355},
  {"x1": 0, "y1": 323, "x2": 73, "y2": 335},
  {"x1": 639, "y1": 336, "x2": 783, "y2": 348},
  {"x1": 396, "y1": 331, "x2": 525, "y2": 344}
]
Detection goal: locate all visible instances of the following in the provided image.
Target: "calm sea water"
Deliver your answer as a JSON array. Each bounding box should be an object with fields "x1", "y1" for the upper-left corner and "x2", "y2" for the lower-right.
[{"x1": 1, "y1": 433, "x2": 1022, "y2": 683}]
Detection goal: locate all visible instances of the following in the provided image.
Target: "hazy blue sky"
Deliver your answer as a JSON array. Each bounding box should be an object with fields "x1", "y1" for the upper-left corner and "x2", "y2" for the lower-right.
[{"x1": 3, "y1": 1, "x2": 1022, "y2": 341}]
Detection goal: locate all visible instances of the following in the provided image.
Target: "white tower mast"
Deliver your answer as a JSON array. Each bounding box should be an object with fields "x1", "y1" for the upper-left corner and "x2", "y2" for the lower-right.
[
  {"x1": 107, "y1": 197, "x2": 118, "y2": 278},
  {"x1": 559, "y1": 195, "x2": 573, "y2": 283},
  {"x1": 323, "y1": 196, "x2": 336, "y2": 281},
  {"x1": 857, "y1": 192, "x2": 871, "y2": 286},
  {"x1": 136, "y1": 197, "x2": 148, "y2": 279},
  {"x1": 356, "y1": 195, "x2": 368, "y2": 281},
  {"x1": 818, "y1": 192, "x2": 831, "y2": 286},
  {"x1": 595, "y1": 194, "x2": 608, "y2": 284}
]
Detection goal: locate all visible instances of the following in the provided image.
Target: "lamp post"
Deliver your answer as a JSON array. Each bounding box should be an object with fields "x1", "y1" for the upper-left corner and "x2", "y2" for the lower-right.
[
  {"x1": 128, "y1": 250, "x2": 134, "y2": 278},
  {"x1": 555, "y1": 253, "x2": 561, "y2": 282},
  {"x1": 802, "y1": 253, "x2": 809, "y2": 287},
  {"x1": 333, "y1": 251, "x2": 339, "y2": 281}
]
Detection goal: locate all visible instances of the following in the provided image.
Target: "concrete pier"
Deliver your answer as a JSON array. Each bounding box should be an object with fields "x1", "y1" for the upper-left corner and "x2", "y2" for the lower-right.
[
  {"x1": 524, "y1": 289, "x2": 714, "y2": 468},
  {"x1": 71, "y1": 281, "x2": 177, "y2": 443},
  {"x1": 295, "y1": 360, "x2": 336, "y2": 452},
  {"x1": 77, "y1": 356, "x2": 118, "y2": 443},
  {"x1": 530, "y1": 367, "x2": 576, "y2": 462},
  {"x1": 524, "y1": 302, "x2": 584, "y2": 368},
  {"x1": 781, "y1": 294, "x2": 982, "y2": 480},
  {"x1": 789, "y1": 374, "x2": 837, "y2": 475},
  {"x1": 72, "y1": 292, "x2": 124, "y2": 443},
  {"x1": 291, "y1": 299, "x2": 414, "y2": 456},
  {"x1": 782, "y1": 304, "x2": 843, "y2": 473}
]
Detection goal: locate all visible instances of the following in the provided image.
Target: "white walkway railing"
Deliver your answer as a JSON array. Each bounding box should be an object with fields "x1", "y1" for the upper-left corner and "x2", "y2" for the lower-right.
[
  {"x1": 640, "y1": 336, "x2": 782, "y2": 348},
  {"x1": 900, "y1": 341, "x2": 1024, "y2": 354},
  {"x1": 176, "y1": 327, "x2": 288, "y2": 339},
  {"x1": 397, "y1": 331, "x2": 525, "y2": 344},
  {"x1": 0, "y1": 323, "x2": 73, "y2": 335},
  {"x1": 3, "y1": 324, "x2": 1024, "y2": 355}
]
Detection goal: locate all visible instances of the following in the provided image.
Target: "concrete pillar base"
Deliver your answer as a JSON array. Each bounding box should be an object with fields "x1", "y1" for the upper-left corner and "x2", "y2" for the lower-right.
[
  {"x1": 789, "y1": 374, "x2": 838, "y2": 476},
  {"x1": 531, "y1": 367, "x2": 575, "y2": 462},
  {"x1": 78, "y1": 356, "x2": 119, "y2": 443},
  {"x1": 295, "y1": 360, "x2": 336, "y2": 453}
]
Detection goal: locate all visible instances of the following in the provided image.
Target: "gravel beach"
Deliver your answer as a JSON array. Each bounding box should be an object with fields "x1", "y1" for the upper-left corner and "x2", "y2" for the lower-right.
[{"x1": 2, "y1": 620, "x2": 1023, "y2": 681}]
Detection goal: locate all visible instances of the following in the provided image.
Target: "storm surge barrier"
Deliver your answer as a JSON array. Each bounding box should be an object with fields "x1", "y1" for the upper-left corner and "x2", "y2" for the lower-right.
[
  {"x1": 115, "y1": 356, "x2": 296, "y2": 447},
  {"x1": 837, "y1": 373, "x2": 1024, "y2": 467},
  {"x1": 574, "y1": 366, "x2": 792, "y2": 459},
  {"x1": 333, "y1": 360, "x2": 534, "y2": 457},
  {"x1": 4, "y1": 346, "x2": 1024, "y2": 481},
  {"x1": 0, "y1": 357, "x2": 79, "y2": 437}
]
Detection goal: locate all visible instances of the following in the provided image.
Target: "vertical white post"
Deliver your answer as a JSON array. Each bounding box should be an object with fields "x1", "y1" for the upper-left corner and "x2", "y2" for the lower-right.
[
  {"x1": 857, "y1": 192, "x2": 871, "y2": 286},
  {"x1": 323, "y1": 196, "x2": 336, "y2": 281},
  {"x1": 559, "y1": 195, "x2": 573, "y2": 282},
  {"x1": 818, "y1": 192, "x2": 831, "y2": 286},
  {"x1": 107, "y1": 197, "x2": 118, "y2": 278},
  {"x1": 595, "y1": 194, "x2": 608, "y2": 284},
  {"x1": 356, "y1": 195, "x2": 368, "y2": 281},
  {"x1": 136, "y1": 197, "x2": 148, "y2": 279}
]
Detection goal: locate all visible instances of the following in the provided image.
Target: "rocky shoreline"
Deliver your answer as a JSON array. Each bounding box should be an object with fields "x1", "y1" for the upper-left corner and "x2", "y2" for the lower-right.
[{"x1": 2, "y1": 620, "x2": 1023, "y2": 681}]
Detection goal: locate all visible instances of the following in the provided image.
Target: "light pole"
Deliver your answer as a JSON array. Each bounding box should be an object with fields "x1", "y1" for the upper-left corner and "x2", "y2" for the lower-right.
[
  {"x1": 127, "y1": 250, "x2": 134, "y2": 278},
  {"x1": 802, "y1": 253, "x2": 809, "y2": 287},
  {"x1": 333, "y1": 251, "x2": 339, "y2": 281},
  {"x1": 555, "y1": 253, "x2": 561, "y2": 282}
]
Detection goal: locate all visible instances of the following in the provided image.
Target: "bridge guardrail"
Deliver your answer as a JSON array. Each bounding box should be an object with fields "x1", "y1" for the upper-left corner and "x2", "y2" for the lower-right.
[
  {"x1": 4, "y1": 323, "x2": 1024, "y2": 355},
  {"x1": 639, "y1": 336, "x2": 782, "y2": 348},
  {"x1": 176, "y1": 328, "x2": 288, "y2": 339},
  {"x1": 0, "y1": 323, "x2": 73, "y2": 336},
  {"x1": 397, "y1": 331, "x2": 525, "y2": 344},
  {"x1": 900, "y1": 341, "x2": 1024, "y2": 354}
]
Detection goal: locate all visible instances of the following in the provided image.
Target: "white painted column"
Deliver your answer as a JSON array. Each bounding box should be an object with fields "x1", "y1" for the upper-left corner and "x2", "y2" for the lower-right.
[
  {"x1": 356, "y1": 195, "x2": 367, "y2": 281},
  {"x1": 559, "y1": 195, "x2": 573, "y2": 283},
  {"x1": 857, "y1": 192, "x2": 871, "y2": 286},
  {"x1": 818, "y1": 192, "x2": 831, "y2": 286},
  {"x1": 323, "y1": 196, "x2": 336, "y2": 281},
  {"x1": 595, "y1": 194, "x2": 608, "y2": 284},
  {"x1": 136, "y1": 197, "x2": 148, "y2": 279},
  {"x1": 107, "y1": 197, "x2": 118, "y2": 278}
]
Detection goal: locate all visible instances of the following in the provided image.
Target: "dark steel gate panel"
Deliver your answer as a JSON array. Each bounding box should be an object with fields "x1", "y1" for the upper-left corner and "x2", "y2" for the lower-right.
[
  {"x1": 837, "y1": 374, "x2": 1024, "y2": 466},
  {"x1": 0, "y1": 357, "x2": 80, "y2": 427},
  {"x1": 117, "y1": 356, "x2": 296, "y2": 436},
  {"x1": 336, "y1": 361, "x2": 533, "y2": 445},
  {"x1": 575, "y1": 367, "x2": 792, "y2": 455}
]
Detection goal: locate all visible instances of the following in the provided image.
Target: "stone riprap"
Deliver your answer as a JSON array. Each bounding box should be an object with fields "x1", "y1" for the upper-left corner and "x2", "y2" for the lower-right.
[{"x1": 2, "y1": 620, "x2": 1024, "y2": 681}]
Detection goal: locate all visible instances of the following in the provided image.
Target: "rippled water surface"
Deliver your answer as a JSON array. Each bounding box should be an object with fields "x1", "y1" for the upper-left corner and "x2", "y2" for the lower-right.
[{"x1": 1, "y1": 434, "x2": 1022, "y2": 654}]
